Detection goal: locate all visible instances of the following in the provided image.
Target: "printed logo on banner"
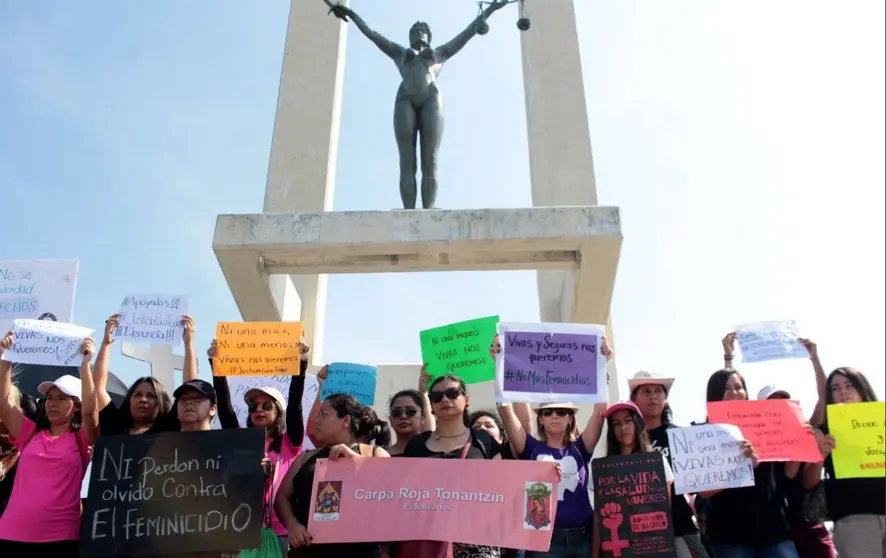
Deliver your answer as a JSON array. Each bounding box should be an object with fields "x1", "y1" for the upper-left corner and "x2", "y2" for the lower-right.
[
  {"x1": 523, "y1": 482, "x2": 553, "y2": 531},
  {"x1": 314, "y1": 481, "x2": 343, "y2": 521}
]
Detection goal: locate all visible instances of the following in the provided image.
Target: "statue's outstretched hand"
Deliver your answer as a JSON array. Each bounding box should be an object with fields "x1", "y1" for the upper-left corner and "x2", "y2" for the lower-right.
[
  {"x1": 483, "y1": 0, "x2": 510, "y2": 17},
  {"x1": 328, "y1": 3, "x2": 351, "y2": 22}
]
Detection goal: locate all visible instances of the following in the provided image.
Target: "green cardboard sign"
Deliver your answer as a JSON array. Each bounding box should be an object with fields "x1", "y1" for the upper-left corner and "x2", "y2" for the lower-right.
[{"x1": 419, "y1": 315, "x2": 500, "y2": 384}]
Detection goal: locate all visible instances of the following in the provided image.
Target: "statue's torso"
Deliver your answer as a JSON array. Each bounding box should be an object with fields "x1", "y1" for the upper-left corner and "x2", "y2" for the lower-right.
[{"x1": 396, "y1": 48, "x2": 442, "y2": 101}]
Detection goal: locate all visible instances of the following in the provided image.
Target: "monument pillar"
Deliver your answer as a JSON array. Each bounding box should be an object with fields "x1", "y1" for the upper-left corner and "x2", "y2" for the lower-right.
[
  {"x1": 120, "y1": 342, "x2": 185, "y2": 393},
  {"x1": 259, "y1": 0, "x2": 350, "y2": 361},
  {"x1": 521, "y1": 0, "x2": 620, "y2": 404}
]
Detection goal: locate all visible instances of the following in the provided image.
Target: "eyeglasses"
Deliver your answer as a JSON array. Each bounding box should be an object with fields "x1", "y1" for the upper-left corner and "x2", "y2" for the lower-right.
[
  {"x1": 540, "y1": 409, "x2": 572, "y2": 417},
  {"x1": 390, "y1": 406, "x2": 420, "y2": 419},
  {"x1": 428, "y1": 388, "x2": 464, "y2": 404},
  {"x1": 249, "y1": 401, "x2": 276, "y2": 413}
]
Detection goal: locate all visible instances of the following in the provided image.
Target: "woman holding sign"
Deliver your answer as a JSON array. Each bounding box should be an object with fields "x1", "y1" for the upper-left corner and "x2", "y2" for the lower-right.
[
  {"x1": 804, "y1": 362, "x2": 884, "y2": 558},
  {"x1": 489, "y1": 335, "x2": 611, "y2": 558},
  {"x1": 93, "y1": 313, "x2": 198, "y2": 435},
  {"x1": 275, "y1": 392, "x2": 392, "y2": 557},
  {"x1": 696, "y1": 368, "x2": 797, "y2": 558},
  {"x1": 0, "y1": 331, "x2": 98, "y2": 557},
  {"x1": 209, "y1": 338, "x2": 311, "y2": 554}
]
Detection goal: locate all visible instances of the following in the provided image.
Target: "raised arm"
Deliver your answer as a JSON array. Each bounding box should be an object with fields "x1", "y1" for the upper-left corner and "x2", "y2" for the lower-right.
[
  {"x1": 94, "y1": 314, "x2": 118, "y2": 412},
  {"x1": 435, "y1": 0, "x2": 509, "y2": 61},
  {"x1": 306, "y1": 365, "x2": 328, "y2": 447},
  {"x1": 580, "y1": 337, "x2": 614, "y2": 453},
  {"x1": 332, "y1": 5, "x2": 405, "y2": 61},
  {"x1": 181, "y1": 315, "x2": 198, "y2": 383},
  {"x1": 417, "y1": 364, "x2": 436, "y2": 432},
  {"x1": 207, "y1": 339, "x2": 240, "y2": 430},
  {"x1": 798, "y1": 338, "x2": 828, "y2": 426},
  {"x1": 80, "y1": 338, "x2": 99, "y2": 445},
  {"x1": 0, "y1": 332, "x2": 23, "y2": 439},
  {"x1": 285, "y1": 342, "x2": 311, "y2": 447}
]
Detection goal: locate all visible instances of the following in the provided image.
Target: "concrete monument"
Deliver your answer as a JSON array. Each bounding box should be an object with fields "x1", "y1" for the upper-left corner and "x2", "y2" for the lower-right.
[{"x1": 213, "y1": 0, "x2": 621, "y2": 432}]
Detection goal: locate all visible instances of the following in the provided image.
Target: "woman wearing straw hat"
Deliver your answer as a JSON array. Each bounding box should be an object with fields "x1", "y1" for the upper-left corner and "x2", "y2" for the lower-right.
[{"x1": 627, "y1": 370, "x2": 708, "y2": 558}]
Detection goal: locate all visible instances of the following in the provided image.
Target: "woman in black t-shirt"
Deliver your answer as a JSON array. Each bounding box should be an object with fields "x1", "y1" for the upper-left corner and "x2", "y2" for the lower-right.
[
  {"x1": 275, "y1": 393, "x2": 392, "y2": 557},
  {"x1": 805, "y1": 367, "x2": 884, "y2": 558},
  {"x1": 626, "y1": 370, "x2": 708, "y2": 558},
  {"x1": 93, "y1": 314, "x2": 199, "y2": 436},
  {"x1": 697, "y1": 368, "x2": 798, "y2": 558},
  {"x1": 398, "y1": 375, "x2": 504, "y2": 558}
]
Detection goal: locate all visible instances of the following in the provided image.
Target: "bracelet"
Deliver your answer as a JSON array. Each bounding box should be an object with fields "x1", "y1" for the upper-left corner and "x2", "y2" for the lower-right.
[{"x1": 723, "y1": 354, "x2": 734, "y2": 360}]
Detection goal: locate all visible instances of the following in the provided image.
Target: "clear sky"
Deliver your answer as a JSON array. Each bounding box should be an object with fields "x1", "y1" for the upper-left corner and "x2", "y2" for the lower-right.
[{"x1": 1, "y1": 1, "x2": 883, "y2": 425}]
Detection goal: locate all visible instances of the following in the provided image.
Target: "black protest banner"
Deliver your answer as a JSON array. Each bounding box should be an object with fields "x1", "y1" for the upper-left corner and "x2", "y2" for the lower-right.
[
  {"x1": 81, "y1": 428, "x2": 265, "y2": 557},
  {"x1": 592, "y1": 452, "x2": 677, "y2": 558}
]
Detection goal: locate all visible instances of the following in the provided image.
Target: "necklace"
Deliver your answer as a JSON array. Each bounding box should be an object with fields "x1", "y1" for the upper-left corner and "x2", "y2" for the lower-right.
[{"x1": 434, "y1": 428, "x2": 469, "y2": 440}]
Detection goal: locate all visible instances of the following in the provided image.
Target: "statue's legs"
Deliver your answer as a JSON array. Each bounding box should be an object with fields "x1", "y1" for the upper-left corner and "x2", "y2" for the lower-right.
[
  {"x1": 393, "y1": 99, "x2": 419, "y2": 210},
  {"x1": 417, "y1": 96, "x2": 444, "y2": 210}
]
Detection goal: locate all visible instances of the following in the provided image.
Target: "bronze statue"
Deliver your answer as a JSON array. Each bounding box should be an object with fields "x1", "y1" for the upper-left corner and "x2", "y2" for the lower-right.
[{"x1": 329, "y1": 1, "x2": 511, "y2": 210}]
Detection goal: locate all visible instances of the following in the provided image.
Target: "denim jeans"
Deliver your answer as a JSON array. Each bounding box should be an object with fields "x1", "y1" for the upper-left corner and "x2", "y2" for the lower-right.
[
  {"x1": 710, "y1": 540, "x2": 798, "y2": 558},
  {"x1": 525, "y1": 526, "x2": 590, "y2": 558}
]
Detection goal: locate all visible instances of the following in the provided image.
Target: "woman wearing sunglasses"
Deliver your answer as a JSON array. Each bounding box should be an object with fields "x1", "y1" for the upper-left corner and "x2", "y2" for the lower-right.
[
  {"x1": 385, "y1": 365, "x2": 435, "y2": 456},
  {"x1": 207, "y1": 338, "x2": 311, "y2": 555},
  {"x1": 397, "y1": 374, "x2": 507, "y2": 557},
  {"x1": 491, "y1": 334, "x2": 612, "y2": 558}
]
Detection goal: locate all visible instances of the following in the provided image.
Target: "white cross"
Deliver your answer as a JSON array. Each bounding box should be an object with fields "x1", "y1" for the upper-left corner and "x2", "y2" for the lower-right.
[{"x1": 120, "y1": 342, "x2": 186, "y2": 393}]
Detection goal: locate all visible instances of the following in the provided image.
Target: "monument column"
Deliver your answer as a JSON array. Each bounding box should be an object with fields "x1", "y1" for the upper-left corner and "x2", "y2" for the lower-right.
[
  {"x1": 259, "y1": 0, "x2": 350, "y2": 362},
  {"x1": 521, "y1": 0, "x2": 620, "y2": 404}
]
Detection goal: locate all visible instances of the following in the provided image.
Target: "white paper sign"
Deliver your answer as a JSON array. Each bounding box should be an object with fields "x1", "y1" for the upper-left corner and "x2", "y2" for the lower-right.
[
  {"x1": 0, "y1": 259, "x2": 79, "y2": 333},
  {"x1": 667, "y1": 424, "x2": 755, "y2": 495},
  {"x1": 115, "y1": 294, "x2": 190, "y2": 345},
  {"x1": 1, "y1": 319, "x2": 95, "y2": 367},
  {"x1": 734, "y1": 320, "x2": 809, "y2": 363},
  {"x1": 226, "y1": 373, "x2": 319, "y2": 450},
  {"x1": 495, "y1": 321, "x2": 608, "y2": 404}
]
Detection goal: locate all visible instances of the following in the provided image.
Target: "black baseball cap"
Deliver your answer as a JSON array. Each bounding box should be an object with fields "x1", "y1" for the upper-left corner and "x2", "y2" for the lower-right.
[{"x1": 173, "y1": 379, "x2": 217, "y2": 405}]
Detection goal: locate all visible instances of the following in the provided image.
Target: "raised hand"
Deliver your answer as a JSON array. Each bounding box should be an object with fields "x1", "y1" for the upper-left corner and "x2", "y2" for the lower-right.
[
  {"x1": 328, "y1": 2, "x2": 351, "y2": 22},
  {"x1": 483, "y1": 0, "x2": 510, "y2": 17},
  {"x1": 181, "y1": 314, "x2": 195, "y2": 345},
  {"x1": 418, "y1": 363, "x2": 432, "y2": 394},
  {"x1": 103, "y1": 314, "x2": 120, "y2": 345},
  {"x1": 489, "y1": 334, "x2": 502, "y2": 357},
  {"x1": 317, "y1": 364, "x2": 329, "y2": 384},
  {"x1": 0, "y1": 331, "x2": 13, "y2": 355},
  {"x1": 798, "y1": 338, "x2": 818, "y2": 360},
  {"x1": 722, "y1": 332, "x2": 737, "y2": 357},
  {"x1": 601, "y1": 336, "x2": 613, "y2": 360},
  {"x1": 81, "y1": 338, "x2": 96, "y2": 363},
  {"x1": 207, "y1": 339, "x2": 218, "y2": 359},
  {"x1": 299, "y1": 341, "x2": 311, "y2": 361}
]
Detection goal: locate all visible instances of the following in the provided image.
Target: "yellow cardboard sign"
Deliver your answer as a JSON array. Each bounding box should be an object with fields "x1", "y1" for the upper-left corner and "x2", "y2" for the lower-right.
[
  {"x1": 827, "y1": 401, "x2": 885, "y2": 479},
  {"x1": 213, "y1": 322, "x2": 304, "y2": 376}
]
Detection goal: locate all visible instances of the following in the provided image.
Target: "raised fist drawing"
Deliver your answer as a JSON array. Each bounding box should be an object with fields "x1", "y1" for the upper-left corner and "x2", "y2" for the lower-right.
[{"x1": 600, "y1": 502, "x2": 624, "y2": 532}]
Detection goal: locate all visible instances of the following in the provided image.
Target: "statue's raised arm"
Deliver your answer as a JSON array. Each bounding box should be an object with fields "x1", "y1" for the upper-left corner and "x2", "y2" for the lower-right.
[
  {"x1": 329, "y1": 4, "x2": 406, "y2": 61},
  {"x1": 435, "y1": 0, "x2": 509, "y2": 61}
]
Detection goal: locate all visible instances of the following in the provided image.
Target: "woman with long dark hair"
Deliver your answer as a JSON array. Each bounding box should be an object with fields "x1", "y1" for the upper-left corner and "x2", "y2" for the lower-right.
[
  {"x1": 93, "y1": 313, "x2": 198, "y2": 435},
  {"x1": 802, "y1": 360, "x2": 884, "y2": 557},
  {"x1": 275, "y1": 393, "x2": 392, "y2": 557},
  {"x1": 386, "y1": 365, "x2": 434, "y2": 456},
  {"x1": 208, "y1": 338, "x2": 311, "y2": 553},
  {"x1": 0, "y1": 331, "x2": 98, "y2": 557},
  {"x1": 697, "y1": 367, "x2": 796, "y2": 558}
]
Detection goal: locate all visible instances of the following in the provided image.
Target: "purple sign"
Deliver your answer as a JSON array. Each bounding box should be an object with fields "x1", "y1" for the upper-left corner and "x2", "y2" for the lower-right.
[{"x1": 503, "y1": 331, "x2": 599, "y2": 395}]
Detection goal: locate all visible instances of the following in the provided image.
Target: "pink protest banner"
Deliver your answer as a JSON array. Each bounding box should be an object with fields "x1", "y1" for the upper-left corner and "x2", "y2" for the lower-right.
[
  {"x1": 308, "y1": 457, "x2": 559, "y2": 551},
  {"x1": 707, "y1": 399, "x2": 823, "y2": 462}
]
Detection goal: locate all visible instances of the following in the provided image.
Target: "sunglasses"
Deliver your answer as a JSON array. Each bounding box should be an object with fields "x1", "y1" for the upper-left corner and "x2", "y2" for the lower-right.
[
  {"x1": 391, "y1": 406, "x2": 420, "y2": 419},
  {"x1": 428, "y1": 388, "x2": 464, "y2": 404},
  {"x1": 540, "y1": 409, "x2": 572, "y2": 418},
  {"x1": 248, "y1": 401, "x2": 276, "y2": 413}
]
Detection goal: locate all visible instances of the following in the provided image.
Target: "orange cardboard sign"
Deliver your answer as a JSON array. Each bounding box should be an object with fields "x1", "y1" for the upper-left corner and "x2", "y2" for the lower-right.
[
  {"x1": 707, "y1": 399, "x2": 822, "y2": 462},
  {"x1": 213, "y1": 321, "x2": 303, "y2": 376}
]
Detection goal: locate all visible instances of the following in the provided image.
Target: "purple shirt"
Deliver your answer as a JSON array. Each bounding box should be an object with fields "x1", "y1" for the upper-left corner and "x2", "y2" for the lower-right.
[{"x1": 520, "y1": 433, "x2": 593, "y2": 528}]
